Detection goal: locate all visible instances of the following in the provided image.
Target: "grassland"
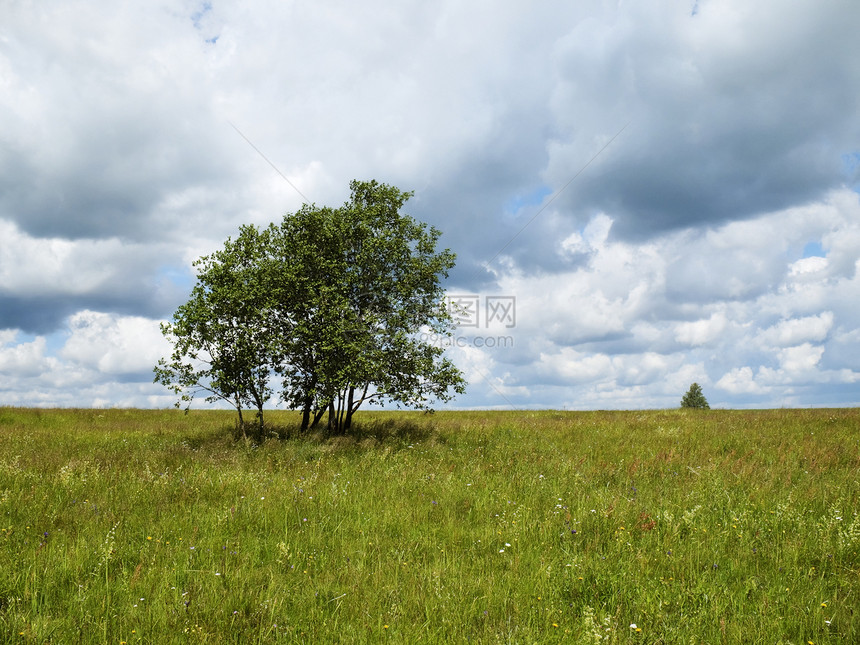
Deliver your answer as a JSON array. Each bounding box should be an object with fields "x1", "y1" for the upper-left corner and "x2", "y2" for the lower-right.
[{"x1": 0, "y1": 407, "x2": 858, "y2": 643}]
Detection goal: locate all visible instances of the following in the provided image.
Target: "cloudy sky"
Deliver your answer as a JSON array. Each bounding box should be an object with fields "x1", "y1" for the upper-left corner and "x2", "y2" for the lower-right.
[{"x1": 2, "y1": 0, "x2": 859, "y2": 410}]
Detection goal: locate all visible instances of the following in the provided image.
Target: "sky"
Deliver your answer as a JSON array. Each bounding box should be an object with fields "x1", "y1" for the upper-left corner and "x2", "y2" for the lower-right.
[{"x1": 1, "y1": 0, "x2": 860, "y2": 410}]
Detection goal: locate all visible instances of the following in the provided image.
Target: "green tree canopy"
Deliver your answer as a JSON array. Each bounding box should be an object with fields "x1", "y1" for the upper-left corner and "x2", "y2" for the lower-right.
[
  {"x1": 680, "y1": 382, "x2": 710, "y2": 409},
  {"x1": 155, "y1": 180, "x2": 466, "y2": 434}
]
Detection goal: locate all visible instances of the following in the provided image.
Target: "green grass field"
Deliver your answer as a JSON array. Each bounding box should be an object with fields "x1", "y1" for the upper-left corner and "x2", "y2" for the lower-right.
[{"x1": 1, "y1": 407, "x2": 858, "y2": 643}]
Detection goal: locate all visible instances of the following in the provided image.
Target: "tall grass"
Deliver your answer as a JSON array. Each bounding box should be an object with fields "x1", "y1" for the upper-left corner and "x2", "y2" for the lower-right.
[{"x1": 1, "y1": 407, "x2": 858, "y2": 643}]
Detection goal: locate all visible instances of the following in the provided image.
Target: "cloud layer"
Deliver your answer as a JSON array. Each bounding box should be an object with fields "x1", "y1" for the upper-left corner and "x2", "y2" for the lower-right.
[{"x1": 1, "y1": 0, "x2": 859, "y2": 408}]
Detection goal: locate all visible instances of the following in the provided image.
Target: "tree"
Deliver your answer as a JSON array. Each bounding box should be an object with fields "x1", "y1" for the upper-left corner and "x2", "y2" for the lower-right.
[
  {"x1": 681, "y1": 382, "x2": 710, "y2": 409},
  {"x1": 154, "y1": 225, "x2": 275, "y2": 434},
  {"x1": 267, "y1": 180, "x2": 466, "y2": 432},
  {"x1": 155, "y1": 180, "x2": 466, "y2": 434}
]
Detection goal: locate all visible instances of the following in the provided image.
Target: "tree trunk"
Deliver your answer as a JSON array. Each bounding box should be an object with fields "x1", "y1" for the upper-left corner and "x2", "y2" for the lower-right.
[
  {"x1": 236, "y1": 399, "x2": 245, "y2": 437},
  {"x1": 301, "y1": 377, "x2": 317, "y2": 431},
  {"x1": 251, "y1": 389, "x2": 265, "y2": 435},
  {"x1": 311, "y1": 405, "x2": 327, "y2": 428},
  {"x1": 301, "y1": 399, "x2": 311, "y2": 431},
  {"x1": 346, "y1": 384, "x2": 368, "y2": 431},
  {"x1": 345, "y1": 386, "x2": 355, "y2": 430},
  {"x1": 343, "y1": 386, "x2": 355, "y2": 432}
]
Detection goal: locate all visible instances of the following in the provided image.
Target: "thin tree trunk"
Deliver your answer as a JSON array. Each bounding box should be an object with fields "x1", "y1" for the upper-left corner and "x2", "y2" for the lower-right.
[
  {"x1": 235, "y1": 396, "x2": 245, "y2": 437},
  {"x1": 301, "y1": 399, "x2": 311, "y2": 431},
  {"x1": 345, "y1": 386, "x2": 355, "y2": 430},
  {"x1": 312, "y1": 405, "x2": 327, "y2": 428},
  {"x1": 251, "y1": 388, "x2": 265, "y2": 435},
  {"x1": 336, "y1": 389, "x2": 346, "y2": 434},
  {"x1": 301, "y1": 376, "x2": 317, "y2": 431},
  {"x1": 346, "y1": 384, "x2": 368, "y2": 431}
]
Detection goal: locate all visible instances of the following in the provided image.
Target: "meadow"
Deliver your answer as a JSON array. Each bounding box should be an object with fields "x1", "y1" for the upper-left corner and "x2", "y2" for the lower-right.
[{"x1": 0, "y1": 407, "x2": 858, "y2": 644}]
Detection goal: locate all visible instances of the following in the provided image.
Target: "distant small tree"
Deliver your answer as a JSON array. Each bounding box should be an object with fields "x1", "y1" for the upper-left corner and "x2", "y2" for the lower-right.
[{"x1": 681, "y1": 382, "x2": 709, "y2": 409}]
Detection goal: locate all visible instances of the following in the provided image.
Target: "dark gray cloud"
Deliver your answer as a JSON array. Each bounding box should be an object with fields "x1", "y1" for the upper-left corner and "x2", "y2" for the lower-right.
[
  {"x1": 0, "y1": 283, "x2": 185, "y2": 335},
  {"x1": 544, "y1": 0, "x2": 860, "y2": 241}
]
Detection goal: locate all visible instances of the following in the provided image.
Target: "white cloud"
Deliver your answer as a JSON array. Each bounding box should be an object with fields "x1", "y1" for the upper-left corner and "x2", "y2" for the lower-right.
[
  {"x1": 789, "y1": 256, "x2": 828, "y2": 278},
  {"x1": 60, "y1": 311, "x2": 169, "y2": 375},
  {"x1": 0, "y1": 333, "x2": 51, "y2": 377},
  {"x1": 560, "y1": 213, "x2": 613, "y2": 255},
  {"x1": 776, "y1": 343, "x2": 825, "y2": 374},
  {"x1": 537, "y1": 348, "x2": 614, "y2": 385},
  {"x1": 0, "y1": 220, "x2": 135, "y2": 295},
  {"x1": 674, "y1": 312, "x2": 728, "y2": 347},
  {"x1": 758, "y1": 312, "x2": 834, "y2": 347},
  {"x1": 716, "y1": 366, "x2": 767, "y2": 395}
]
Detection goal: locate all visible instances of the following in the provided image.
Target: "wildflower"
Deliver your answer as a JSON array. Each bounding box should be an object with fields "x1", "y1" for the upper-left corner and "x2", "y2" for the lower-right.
[
  {"x1": 630, "y1": 624, "x2": 637, "y2": 629},
  {"x1": 821, "y1": 602, "x2": 827, "y2": 607}
]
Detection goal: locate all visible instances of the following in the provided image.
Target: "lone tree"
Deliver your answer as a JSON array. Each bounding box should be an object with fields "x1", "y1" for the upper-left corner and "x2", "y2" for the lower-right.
[
  {"x1": 681, "y1": 382, "x2": 710, "y2": 409},
  {"x1": 155, "y1": 180, "x2": 466, "y2": 434}
]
